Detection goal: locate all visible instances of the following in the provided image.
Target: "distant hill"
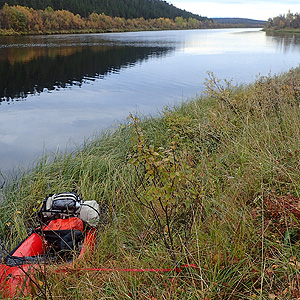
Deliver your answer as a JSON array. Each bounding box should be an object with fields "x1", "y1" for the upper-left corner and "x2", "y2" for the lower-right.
[
  {"x1": 0, "y1": 0, "x2": 209, "y2": 21},
  {"x1": 212, "y1": 18, "x2": 266, "y2": 26}
]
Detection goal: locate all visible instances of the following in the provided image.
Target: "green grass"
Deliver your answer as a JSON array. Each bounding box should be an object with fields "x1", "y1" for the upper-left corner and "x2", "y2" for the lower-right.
[{"x1": 2, "y1": 67, "x2": 300, "y2": 299}]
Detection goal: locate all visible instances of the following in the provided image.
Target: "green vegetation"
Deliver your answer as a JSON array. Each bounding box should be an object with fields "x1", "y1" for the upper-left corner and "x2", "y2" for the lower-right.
[
  {"x1": 0, "y1": 0, "x2": 207, "y2": 20},
  {"x1": 264, "y1": 11, "x2": 300, "y2": 32},
  {"x1": 3, "y1": 67, "x2": 300, "y2": 298},
  {"x1": 0, "y1": 4, "x2": 212, "y2": 35}
]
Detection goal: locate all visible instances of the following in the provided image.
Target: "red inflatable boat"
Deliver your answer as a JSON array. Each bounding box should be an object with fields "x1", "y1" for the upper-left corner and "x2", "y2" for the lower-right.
[{"x1": 0, "y1": 193, "x2": 100, "y2": 298}]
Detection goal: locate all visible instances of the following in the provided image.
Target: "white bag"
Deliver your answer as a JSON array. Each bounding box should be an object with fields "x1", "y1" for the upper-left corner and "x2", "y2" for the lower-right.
[{"x1": 79, "y1": 200, "x2": 100, "y2": 227}]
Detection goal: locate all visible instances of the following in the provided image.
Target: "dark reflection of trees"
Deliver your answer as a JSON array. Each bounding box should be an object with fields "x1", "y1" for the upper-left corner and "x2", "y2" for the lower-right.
[
  {"x1": 0, "y1": 45, "x2": 173, "y2": 102},
  {"x1": 265, "y1": 31, "x2": 300, "y2": 53}
]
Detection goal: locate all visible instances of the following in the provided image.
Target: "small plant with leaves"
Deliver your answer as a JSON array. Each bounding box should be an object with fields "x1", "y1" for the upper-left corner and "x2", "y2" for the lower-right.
[{"x1": 127, "y1": 114, "x2": 203, "y2": 264}]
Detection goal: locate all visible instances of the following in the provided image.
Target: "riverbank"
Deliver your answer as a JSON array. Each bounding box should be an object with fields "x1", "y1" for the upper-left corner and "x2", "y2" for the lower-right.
[
  {"x1": 264, "y1": 28, "x2": 300, "y2": 35},
  {"x1": 0, "y1": 23, "x2": 263, "y2": 37},
  {"x1": 0, "y1": 27, "x2": 179, "y2": 36},
  {"x1": 2, "y1": 67, "x2": 300, "y2": 298},
  {"x1": 0, "y1": 28, "x2": 120, "y2": 36}
]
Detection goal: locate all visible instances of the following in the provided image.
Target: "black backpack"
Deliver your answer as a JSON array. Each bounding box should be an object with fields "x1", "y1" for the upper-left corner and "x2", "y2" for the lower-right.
[{"x1": 37, "y1": 192, "x2": 82, "y2": 222}]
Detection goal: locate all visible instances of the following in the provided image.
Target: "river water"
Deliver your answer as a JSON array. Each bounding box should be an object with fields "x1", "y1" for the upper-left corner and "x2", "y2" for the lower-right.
[{"x1": 0, "y1": 28, "x2": 300, "y2": 174}]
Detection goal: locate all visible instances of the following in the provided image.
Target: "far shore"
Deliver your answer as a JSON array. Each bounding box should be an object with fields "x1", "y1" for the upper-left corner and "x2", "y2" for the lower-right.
[
  {"x1": 263, "y1": 28, "x2": 300, "y2": 35},
  {"x1": 0, "y1": 25, "x2": 264, "y2": 37}
]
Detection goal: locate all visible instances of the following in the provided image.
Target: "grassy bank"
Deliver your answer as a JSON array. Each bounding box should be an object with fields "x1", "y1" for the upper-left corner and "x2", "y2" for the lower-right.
[{"x1": 2, "y1": 67, "x2": 300, "y2": 298}]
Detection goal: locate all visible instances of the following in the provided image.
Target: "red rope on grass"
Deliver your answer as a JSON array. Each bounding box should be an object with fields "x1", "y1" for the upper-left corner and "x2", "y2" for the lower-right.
[{"x1": 56, "y1": 264, "x2": 199, "y2": 274}]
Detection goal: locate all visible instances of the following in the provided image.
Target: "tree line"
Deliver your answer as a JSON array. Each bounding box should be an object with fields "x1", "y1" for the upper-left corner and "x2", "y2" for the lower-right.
[
  {"x1": 0, "y1": 0, "x2": 208, "y2": 20},
  {"x1": 264, "y1": 11, "x2": 300, "y2": 30},
  {"x1": 0, "y1": 4, "x2": 214, "y2": 34}
]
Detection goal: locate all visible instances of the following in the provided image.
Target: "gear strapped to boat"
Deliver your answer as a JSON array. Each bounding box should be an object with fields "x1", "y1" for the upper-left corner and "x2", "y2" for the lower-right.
[
  {"x1": 37, "y1": 192, "x2": 100, "y2": 227},
  {"x1": 38, "y1": 192, "x2": 81, "y2": 220},
  {"x1": 0, "y1": 192, "x2": 99, "y2": 299}
]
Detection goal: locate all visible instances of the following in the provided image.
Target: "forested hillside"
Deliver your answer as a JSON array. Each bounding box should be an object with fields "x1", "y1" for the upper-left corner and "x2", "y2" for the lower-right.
[
  {"x1": 0, "y1": 0, "x2": 208, "y2": 20},
  {"x1": 0, "y1": 4, "x2": 213, "y2": 35},
  {"x1": 213, "y1": 18, "x2": 266, "y2": 26}
]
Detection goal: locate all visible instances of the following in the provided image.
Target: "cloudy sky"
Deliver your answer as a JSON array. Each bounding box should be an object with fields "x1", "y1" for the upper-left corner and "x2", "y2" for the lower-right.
[{"x1": 169, "y1": 0, "x2": 300, "y2": 20}]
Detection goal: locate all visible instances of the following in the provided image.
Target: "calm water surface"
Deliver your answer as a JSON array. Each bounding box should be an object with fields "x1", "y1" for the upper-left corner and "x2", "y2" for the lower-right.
[{"x1": 0, "y1": 28, "x2": 300, "y2": 174}]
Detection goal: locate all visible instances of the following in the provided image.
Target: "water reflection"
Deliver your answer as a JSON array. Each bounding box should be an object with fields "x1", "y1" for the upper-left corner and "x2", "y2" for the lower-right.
[
  {"x1": 266, "y1": 31, "x2": 300, "y2": 53},
  {"x1": 0, "y1": 37, "x2": 173, "y2": 102}
]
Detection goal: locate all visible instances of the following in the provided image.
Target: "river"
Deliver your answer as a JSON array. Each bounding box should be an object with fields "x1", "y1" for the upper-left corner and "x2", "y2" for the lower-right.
[{"x1": 0, "y1": 28, "x2": 300, "y2": 174}]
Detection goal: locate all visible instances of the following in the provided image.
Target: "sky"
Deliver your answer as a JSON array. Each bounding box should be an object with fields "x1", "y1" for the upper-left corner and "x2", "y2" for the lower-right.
[{"x1": 169, "y1": 0, "x2": 300, "y2": 21}]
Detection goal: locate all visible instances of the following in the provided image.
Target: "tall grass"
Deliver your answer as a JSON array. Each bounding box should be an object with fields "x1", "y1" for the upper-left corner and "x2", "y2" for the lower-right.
[{"x1": 2, "y1": 67, "x2": 300, "y2": 299}]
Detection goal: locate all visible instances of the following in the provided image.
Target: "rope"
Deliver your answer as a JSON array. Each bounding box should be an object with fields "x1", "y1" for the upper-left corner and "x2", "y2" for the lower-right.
[{"x1": 55, "y1": 264, "x2": 199, "y2": 274}]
